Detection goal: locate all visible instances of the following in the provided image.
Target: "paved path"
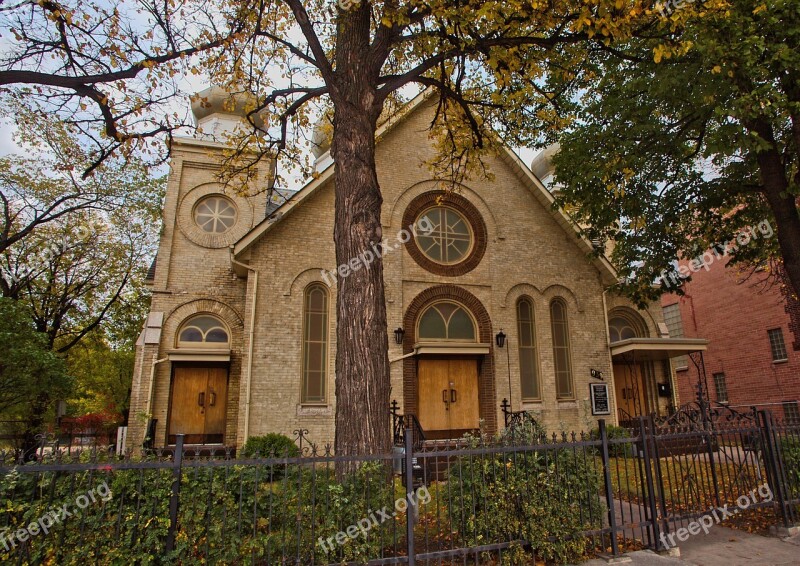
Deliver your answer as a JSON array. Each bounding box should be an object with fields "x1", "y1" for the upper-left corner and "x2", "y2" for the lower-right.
[{"x1": 578, "y1": 525, "x2": 800, "y2": 566}]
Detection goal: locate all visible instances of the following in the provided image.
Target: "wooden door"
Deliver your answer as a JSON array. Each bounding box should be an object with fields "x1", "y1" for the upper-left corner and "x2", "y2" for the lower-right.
[
  {"x1": 203, "y1": 368, "x2": 228, "y2": 444},
  {"x1": 168, "y1": 366, "x2": 228, "y2": 444},
  {"x1": 613, "y1": 363, "x2": 645, "y2": 421},
  {"x1": 417, "y1": 357, "x2": 480, "y2": 438},
  {"x1": 418, "y1": 359, "x2": 450, "y2": 431},
  {"x1": 448, "y1": 358, "x2": 480, "y2": 431}
]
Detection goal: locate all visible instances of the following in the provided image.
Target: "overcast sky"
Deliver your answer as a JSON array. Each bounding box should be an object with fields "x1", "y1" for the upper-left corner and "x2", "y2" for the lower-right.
[{"x1": 0, "y1": 117, "x2": 19, "y2": 155}]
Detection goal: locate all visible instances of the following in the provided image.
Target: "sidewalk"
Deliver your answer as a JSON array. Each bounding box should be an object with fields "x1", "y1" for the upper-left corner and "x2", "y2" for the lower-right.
[{"x1": 579, "y1": 524, "x2": 800, "y2": 566}]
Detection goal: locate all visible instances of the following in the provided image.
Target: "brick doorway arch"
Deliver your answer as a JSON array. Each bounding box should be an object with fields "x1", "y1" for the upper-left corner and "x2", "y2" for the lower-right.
[{"x1": 401, "y1": 285, "x2": 497, "y2": 436}]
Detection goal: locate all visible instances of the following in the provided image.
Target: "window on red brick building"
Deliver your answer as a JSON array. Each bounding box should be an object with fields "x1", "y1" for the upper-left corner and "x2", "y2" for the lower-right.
[
  {"x1": 662, "y1": 303, "x2": 688, "y2": 370},
  {"x1": 713, "y1": 373, "x2": 728, "y2": 403},
  {"x1": 783, "y1": 401, "x2": 800, "y2": 424},
  {"x1": 768, "y1": 328, "x2": 789, "y2": 362}
]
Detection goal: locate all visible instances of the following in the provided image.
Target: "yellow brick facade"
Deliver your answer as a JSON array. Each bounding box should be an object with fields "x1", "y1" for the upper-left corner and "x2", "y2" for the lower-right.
[{"x1": 127, "y1": 97, "x2": 677, "y2": 452}]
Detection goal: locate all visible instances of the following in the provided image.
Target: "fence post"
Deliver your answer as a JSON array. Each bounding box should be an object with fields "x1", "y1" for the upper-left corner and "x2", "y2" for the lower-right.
[
  {"x1": 165, "y1": 434, "x2": 184, "y2": 554},
  {"x1": 598, "y1": 420, "x2": 620, "y2": 557},
  {"x1": 638, "y1": 417, "x2": 663, "y2": 551},
  {"x1": 404, "y1": 427, "x2": 416, "y2": 566},
  {"x1": 758, "y1": 410, "x2": 793, "y2": 528},
  {"x1": 703, "y1": 418, "x2": 721, "y2": 510},
  {"x1": 648, "y1": 415, "x2": 670, "y2": 545}
]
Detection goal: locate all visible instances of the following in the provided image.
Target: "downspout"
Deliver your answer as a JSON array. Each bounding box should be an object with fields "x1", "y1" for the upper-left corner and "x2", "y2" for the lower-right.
[
  {"x1": 602, "y1": 287, "x2": 611, "y2": 346},
  {"x1": 135, "y1": 338, "x2": 146, "y2": 410},
  {"x1": 230, "y1": 249, "x2": 258, "y2": 444},
  {"x1": 602, "y1": 285, "x2": 617, "y2": 424}
]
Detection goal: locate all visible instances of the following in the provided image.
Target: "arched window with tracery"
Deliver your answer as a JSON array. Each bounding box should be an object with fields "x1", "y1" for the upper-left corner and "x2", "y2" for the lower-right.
[
  {"x1": 177, "y1": 315, "x2": 230, "y2": 349},
  {"x1": 417, "y1": 301, "x2": 477, "y2": 342},
  {"x1": 608, "y1": 309, "x2": 648, "y2": 343}
]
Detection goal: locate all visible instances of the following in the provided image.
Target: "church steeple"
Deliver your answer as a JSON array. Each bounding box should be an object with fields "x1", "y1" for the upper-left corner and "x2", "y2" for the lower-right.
[{"x1": 190, "y1": 86, "x2": 264, "y2": 143}]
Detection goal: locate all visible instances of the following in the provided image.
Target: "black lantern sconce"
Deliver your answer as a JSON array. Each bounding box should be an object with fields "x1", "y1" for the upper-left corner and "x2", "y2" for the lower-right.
[
  {"x1": 394, "y1": 327, "x2": 405, "y2": 345},
  {"x1": 495, "y1": 330, "x2": 506, "y2": 348}
]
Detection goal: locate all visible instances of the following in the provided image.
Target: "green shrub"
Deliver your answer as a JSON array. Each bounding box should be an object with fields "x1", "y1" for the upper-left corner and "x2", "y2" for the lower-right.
[
  {"x1": 500, "y1": 417, "x2": 548, "y2": 445},
  {"x1": 249, "y1": 461, "x2": 400, "y2": 564},
  {"x1": 780, "y1": 436, "x2": 800, "y2": 494},
  {"x1": 447, "y1": 434, "x2": 604, "y2": 564},
  {"x1": 590, "y1": 424, "x2": 633, "y2": 457},
  {"x1": 0, "y1": 457, "x2": 401, "y2": 565},
  {"x1": 241, "y1": 433, "x2": 301, "y2": 458}
]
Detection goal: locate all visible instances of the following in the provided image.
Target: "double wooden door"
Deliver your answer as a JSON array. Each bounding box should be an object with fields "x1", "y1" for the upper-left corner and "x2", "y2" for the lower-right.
[
  {"x1": 168, "y1": 366, "x2": 228, "y2": 445},
  {"x1": 417, "y1": 357, "x2": 480, "y2": 439},
  {"x1": 613, "y1": 363, "x2": 647, "y2": 421}
]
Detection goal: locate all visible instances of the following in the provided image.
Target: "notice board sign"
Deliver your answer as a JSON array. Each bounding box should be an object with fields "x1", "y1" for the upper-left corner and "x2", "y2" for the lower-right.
[{"x1": 590, "y1": 383, "x2": 611, "y2": 416}]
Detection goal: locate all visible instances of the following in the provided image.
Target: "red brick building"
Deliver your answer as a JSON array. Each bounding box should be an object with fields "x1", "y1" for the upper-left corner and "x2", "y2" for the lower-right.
[{"x1": 661, "y1": 259, "x2": 800, "y2": 423}]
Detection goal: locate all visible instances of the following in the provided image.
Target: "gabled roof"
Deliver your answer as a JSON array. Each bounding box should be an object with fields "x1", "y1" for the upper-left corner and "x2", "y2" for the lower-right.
[
  {"x1": 233, "y1": 90, "x2": 430, "y2": 258},
  {"x1": 232, "y1": 91, "x2": 619, "y2": 286}
]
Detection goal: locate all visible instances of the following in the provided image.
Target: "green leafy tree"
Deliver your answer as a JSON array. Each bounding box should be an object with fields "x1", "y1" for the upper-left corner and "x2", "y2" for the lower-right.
[
  {"x1": 64, "y1": 284, "x2": 152, "y2": 420},
  {"x1": 0, "y1": 108, "x2": 162, "y2": 440},
  {"x1": 1, "y1": 0, "x2": 665, "y2": 455},
  {"x1": 0, "y1": 297, "x2": 72, "y2": 449},
  {"x1": 551, "y1": 0, "x2": 800, "y2": 305},
  {"x1": 65, "y1": 330, "x2": 136, "y2": 418},
  {"x1": 1, "y1": 192, "x2": 160, "y2": 441}
]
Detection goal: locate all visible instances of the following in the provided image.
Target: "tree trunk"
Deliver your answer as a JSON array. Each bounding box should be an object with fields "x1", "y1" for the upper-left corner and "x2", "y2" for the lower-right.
[
  {"x1": 330, "y1": 4, "x2": 392, "y2": 459},
  {"x1": 750, "y1": 119, "x2": 800, "y2": 300},
  {"x1": 330, "y1": 102, "x2": 392, "y2": 458},
  {"x1": 21, "y1": 392, "x2": 49, "y2": 461}
]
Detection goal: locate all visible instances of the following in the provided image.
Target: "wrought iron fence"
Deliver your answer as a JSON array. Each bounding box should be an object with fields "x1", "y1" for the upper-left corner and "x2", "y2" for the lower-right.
[{"x1": 0, "y1": 410, "x2": 798, "y2": 564}]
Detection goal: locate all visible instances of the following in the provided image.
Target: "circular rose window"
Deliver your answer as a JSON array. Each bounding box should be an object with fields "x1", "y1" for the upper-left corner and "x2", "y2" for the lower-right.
[
  {"x1": 402, "y1": 191, "x2": 487, "y2": 276},
  {"x1": 415, "y1": 207, "x2": 474, "y2": 265},
  {"x1": 194, "y1": 196, "x2": 238, "y2": 234}
]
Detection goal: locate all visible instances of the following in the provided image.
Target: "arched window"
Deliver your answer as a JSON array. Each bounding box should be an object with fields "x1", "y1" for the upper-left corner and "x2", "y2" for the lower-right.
[
  {"x1": 516, "y1": 297, "x2": 540, "y2": 400},
  {"x1": 417, "y1": 301, "x2": 477, "y2": 341},
  {"x1": 302, "y1": 284, "x2": 329, "y2": 403},
  {"x1": 177, "y1": 315, "x2": 230, "y2": 349},
  {"x1": 608, "y1": 309, "x2": 648, "y2": 342},
  {"x1": 550, "y1": 299, "x2": 574, "y2": 399}
]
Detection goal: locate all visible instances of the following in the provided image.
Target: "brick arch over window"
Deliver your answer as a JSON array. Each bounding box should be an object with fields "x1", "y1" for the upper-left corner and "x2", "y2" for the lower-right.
[
  {"x1": 401, "y1": 285, "x2": 497, "y2": 434},
  {"x1": 608, "y1": 307, "x2": 650, "y2": 342},
  {"x1": 163, "y1": 299, "x2": 244, "y2": 347}
]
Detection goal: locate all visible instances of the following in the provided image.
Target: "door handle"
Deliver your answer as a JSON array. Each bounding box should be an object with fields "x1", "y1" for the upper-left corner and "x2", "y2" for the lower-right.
[
  {"x1": 450, "y1": 389, "x2": 457, "y2": 403},
  {"x1": 208, "y1": 391, "x2": 216, "y2": 407},
  {"x1": 442, "y1": 389, "x2": 449, "y2": 410},
  {"x1": 198, "y1": 392, "x2": 205, "y2": 408}
]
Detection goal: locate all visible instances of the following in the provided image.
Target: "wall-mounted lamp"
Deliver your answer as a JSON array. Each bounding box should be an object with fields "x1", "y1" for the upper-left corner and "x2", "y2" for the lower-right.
[
  {"x1": 590, "y1": 369, "x2": 604, "y2": 381},
  {"x1": 394, "y1": 327, "x2": 405, "y2": 345},
  {"x1": 495, "y1": 330, "x2": 506, "y2": 348}
]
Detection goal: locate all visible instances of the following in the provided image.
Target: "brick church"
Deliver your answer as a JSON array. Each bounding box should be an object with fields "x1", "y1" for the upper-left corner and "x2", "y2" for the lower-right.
[{"x1": 126, "y1": 89, "x2": 707, "y2": 451}]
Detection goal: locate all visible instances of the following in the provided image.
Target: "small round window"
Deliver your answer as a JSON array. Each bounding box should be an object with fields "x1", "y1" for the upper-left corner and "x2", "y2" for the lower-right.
[
  {"x1": 194, "y1": 196, "x2": 238, "y2": 234},
  {"x1": 415, "y1": 206, "x2": 474, "y2": 265}
]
